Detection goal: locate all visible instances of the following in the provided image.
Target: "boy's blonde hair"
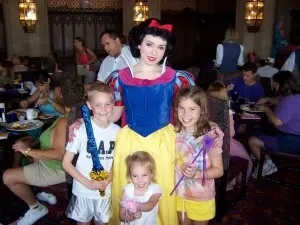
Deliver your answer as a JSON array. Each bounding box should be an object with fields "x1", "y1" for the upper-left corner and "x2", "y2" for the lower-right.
[
  {"x1": 207, "y1": 81, "x2": 228, "y2": 101},
  {"x1": 87, "y1": 83, "x2": 114, "y2": 101},
  {"x1": 125, "y1": 151, "x2": 156, "y2": 182}
]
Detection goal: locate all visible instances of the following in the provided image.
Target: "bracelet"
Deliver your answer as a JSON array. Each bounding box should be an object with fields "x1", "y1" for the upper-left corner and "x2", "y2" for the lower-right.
[{"x1": 24, "y1": 148, "x2": 31, "y2": 156}]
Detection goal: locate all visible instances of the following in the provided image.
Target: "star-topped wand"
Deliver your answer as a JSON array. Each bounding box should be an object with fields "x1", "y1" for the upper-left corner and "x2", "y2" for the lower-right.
[
  {"x1": 82, "y1": 104, "x2": 108, "y2": 197},
  {"x1": 170, "y1": 133, "x2": 215, "y2": 196}
]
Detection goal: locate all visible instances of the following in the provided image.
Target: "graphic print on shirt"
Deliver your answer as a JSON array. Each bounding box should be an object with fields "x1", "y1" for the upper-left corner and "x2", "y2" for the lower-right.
[{"x1": 86, "y1": 140, "x2": 115, "y2": 161}]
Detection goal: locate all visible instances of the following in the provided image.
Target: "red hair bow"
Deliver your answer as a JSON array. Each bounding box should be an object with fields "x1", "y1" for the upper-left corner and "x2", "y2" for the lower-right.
[{"x1": 148, "y1": 20, "x2": 173, "y2": 32}]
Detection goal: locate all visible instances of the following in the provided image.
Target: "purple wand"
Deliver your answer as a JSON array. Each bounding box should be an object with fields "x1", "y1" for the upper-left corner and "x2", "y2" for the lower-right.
[{"x1": 170, "y1": 134, "x2": 214, "y2": 196}]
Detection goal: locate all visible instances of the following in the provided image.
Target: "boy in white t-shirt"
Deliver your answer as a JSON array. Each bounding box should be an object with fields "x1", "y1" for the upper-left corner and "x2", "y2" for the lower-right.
[{"x1": 62, "y1": 83, "x2": 120, "y2": 225}]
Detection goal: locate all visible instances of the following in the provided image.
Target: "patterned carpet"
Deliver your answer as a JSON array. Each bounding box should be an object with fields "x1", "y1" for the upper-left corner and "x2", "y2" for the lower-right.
[
  {"x1": 217, "y1": 177, "x2": 300, "y2": 225},
  {"x1": 1, "y1": 172, "x2": 299, "y2": 225}
]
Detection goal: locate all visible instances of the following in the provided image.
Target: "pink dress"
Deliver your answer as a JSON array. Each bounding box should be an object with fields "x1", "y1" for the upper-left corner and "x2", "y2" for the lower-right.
[{"x1": 228, "y1": 110, "x2": 253, "y2": 188}]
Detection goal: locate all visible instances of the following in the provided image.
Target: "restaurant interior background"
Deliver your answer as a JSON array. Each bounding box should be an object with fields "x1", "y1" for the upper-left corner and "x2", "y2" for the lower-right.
[{"x1": 0, "y1": 0, "x2": 299, "y2": 71}]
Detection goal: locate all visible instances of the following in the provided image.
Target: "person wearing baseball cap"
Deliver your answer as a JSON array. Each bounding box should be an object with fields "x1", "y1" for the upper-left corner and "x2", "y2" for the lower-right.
[{"x1": 258, "y1": 57, "x2": 279, "y2": 78}]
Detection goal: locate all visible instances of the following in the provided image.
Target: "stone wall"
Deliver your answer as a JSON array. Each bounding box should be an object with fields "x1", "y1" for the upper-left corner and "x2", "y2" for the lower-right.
[
  {"x1": 47, "y1": 0, "x2": 122, "y2": 10},
  {"x1": 236, "y1": 0, "x2": 276, "y2": 58},
  {"x1": 3, "y1": 0, "x2": 50, "y2": 57},
  {"x1": 161, "y1": 0, "x2": 196, "y2": 11}
]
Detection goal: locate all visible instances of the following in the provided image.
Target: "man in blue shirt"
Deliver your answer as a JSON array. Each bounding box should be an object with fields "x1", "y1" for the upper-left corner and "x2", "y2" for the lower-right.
[{"x1": 229, "y1": 62, "x2": 264, "y2": 109}]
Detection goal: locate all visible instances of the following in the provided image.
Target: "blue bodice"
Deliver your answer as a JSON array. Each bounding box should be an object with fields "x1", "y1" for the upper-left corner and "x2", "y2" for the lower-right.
[{"x1": 119, "y1": 76, "x2": 176, "y2": 137}]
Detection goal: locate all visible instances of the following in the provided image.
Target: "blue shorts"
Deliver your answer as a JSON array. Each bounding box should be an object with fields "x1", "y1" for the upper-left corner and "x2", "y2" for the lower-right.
[{"x1": 255, "y1": 132, "x2": 300, "y2": 154}]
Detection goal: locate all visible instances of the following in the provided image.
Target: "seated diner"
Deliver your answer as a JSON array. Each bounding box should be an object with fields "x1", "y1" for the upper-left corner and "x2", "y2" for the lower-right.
[
  {"x1": 2, "y1": 77, "x2": 85, "y2": 225},
  {"x1": 229, "y1": 62, "x2": 264, "y2": 111},
  {"x1": 249, "y1": 71, "x2": 300, "y2": 178},
  {"x1": 20, "y1": 72, "x2": 65, "y2": 116}
]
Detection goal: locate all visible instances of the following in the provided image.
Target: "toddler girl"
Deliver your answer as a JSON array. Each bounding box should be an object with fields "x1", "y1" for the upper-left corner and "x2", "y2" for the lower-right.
[
  {"x1": 174, "y1": 86, "x2": 224, "y2": 225},
  {"x1": 120, "y1": 151, "x2": 162, "y2": 225}
]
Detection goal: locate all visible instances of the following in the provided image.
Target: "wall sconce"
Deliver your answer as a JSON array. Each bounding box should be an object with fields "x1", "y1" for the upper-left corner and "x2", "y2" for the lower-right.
[
  {"x1": 133, "y1": 0, "x2": 149, "y2": 25},
  {"x1": 245, "y1": 0, "x2": 264, "y2": 33},
  {"x1": 19, "y1": 0, "x2": 37, "y2": 33}
]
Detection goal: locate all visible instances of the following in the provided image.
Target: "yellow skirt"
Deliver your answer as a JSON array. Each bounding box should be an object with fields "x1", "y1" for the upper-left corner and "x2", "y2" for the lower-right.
[{"x1": 110, "y1": 124, "x2": 178, "y2": 225}]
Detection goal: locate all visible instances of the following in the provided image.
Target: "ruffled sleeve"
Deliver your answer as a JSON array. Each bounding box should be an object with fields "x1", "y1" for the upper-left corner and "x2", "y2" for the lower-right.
[
  {"x1": 174, "y1": 70, "x2": 195, "y2": 95},
  {"x1": 106, "y1": 70, "x2": 123, "y2": 106},
  {"x1": 146, "y1": 183, "x2": 162, "y2": 200}
]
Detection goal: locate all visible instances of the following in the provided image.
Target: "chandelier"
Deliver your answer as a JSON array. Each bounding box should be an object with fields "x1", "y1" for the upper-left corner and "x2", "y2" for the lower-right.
[
  {"x1": 133, "y1": 0, "x2": 149, "y2": 25},
  {"x1": 245, "y1": 0, "x2": 264, "y2": 33}
]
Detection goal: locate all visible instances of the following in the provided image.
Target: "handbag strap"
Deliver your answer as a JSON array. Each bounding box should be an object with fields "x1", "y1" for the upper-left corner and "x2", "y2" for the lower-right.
[{"x1": 85, "y1": 48, "x2": 92, "y2": 59}]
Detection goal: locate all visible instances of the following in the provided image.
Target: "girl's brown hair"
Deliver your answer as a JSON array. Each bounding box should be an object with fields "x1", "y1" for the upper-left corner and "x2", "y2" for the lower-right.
[
  {"x1": 125, "y1": 151, "x2": 156, "y2": 182},
  {"x1": 174, "y1": 86, "x2": 211, "y2": 137},
  {"x1": 207, "y1": 81, "x2": 228, "y2": 101}
]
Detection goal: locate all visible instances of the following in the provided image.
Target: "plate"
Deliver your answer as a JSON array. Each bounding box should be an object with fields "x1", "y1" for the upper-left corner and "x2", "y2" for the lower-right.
[
  {"x1": 8, "y1": 109, "x2": 40, "y2": 115},
  {"x1": 240, "y1": 104, "x2": 264, "y2": 113},
  {"x1": 6, "y1": 120, "x2": 44, "y2": 131},
  {"x1": 17, "y1": 89, "x2": 28, "y2": 94},
  {"x1": 38, "y1": 113, "x2": 55, "y2": 120}
]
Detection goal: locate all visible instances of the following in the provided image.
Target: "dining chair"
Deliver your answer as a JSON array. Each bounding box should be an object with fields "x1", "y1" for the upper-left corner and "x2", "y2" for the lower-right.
[
  {"x1": 257, "y1": 148, "x2": 300, "y2": 189},
  {"x1": 207, "y1": 96, "x2": 249, "y2": 222},
  {"x1": 259, "y1": 77, "x2": 275, "y2": 97}
]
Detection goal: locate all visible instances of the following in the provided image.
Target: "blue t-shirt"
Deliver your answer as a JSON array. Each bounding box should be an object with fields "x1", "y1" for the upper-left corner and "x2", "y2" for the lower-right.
[{"x1": 230, "y1": 76, "x2": 264, "y2": 103}]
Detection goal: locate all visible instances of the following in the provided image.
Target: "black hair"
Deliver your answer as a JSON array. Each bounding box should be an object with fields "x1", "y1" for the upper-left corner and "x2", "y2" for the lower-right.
[
  {"x1": 197, "y1": 69, "x2": 219, "y2": 91},
  {"x1": 99, "y1": 29, "x2": 126, "y2": 44},
  {"x1": 60, "y1": 76, "x2": 85, "y2": 108},
  {"x1": 75, "y1": 37, "x2": 85, "y2": 47},
  {"x1": 35, "y1": 71, "x2": 56, "y2": 90},
  {"x1": 272, "y1": 71, "x2": 300, "y2": 96},
  {"x1": 242, "y1": 62, "x2": 258, "y2": 73},
  {"x1": 128, "y1": 18, "x2": 175, "y2": 64}
]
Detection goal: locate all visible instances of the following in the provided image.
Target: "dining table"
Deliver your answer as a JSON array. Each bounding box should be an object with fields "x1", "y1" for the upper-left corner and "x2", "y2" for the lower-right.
[{"x1": 0, "y1": 113, "x2": 57, "y2": 170}]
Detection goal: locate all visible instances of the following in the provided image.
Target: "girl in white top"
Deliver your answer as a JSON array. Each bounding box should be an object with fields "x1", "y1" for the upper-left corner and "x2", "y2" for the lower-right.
[{"x1": 120, "y1": 151, "x2": 162, "y2": 225}]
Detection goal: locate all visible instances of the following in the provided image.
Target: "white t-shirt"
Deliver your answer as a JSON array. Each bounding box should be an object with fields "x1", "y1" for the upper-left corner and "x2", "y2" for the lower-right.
[
  {"x1": 65, "y1": 120, "x2": 121, "y2": 199},
  {"x1": 121, "y1": 183, "x2": 162, "y2": 225},
  {"x1": 97, "y1": 45, "x2": 139, "y2": 82},
  {"x1": 258, "y1": 65, "x2": 279, "y2": 78}
]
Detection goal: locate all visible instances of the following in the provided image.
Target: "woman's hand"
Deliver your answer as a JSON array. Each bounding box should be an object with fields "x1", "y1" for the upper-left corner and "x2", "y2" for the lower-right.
[
  {"x1": 12, "y1": 141, "x2": 30, "y2": 155},
  {"x1": 36, "y1": 97, "x2": 49, "y2": 106},
  {"x1": 258, "y1": 97, "x2": 269, "y2": 105},
  {"x1": 183, "y1": 164, "x2": 196, "y2": 178},
  {"x1": 209, "y1": 125, "x2": 224, "y2": 149},
  {"x1": 20, "y1": 100, "x2": 28, "y2": 108},
  {"x1": 68, "y1": 118, "x2": 84, "y2": 142}
]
